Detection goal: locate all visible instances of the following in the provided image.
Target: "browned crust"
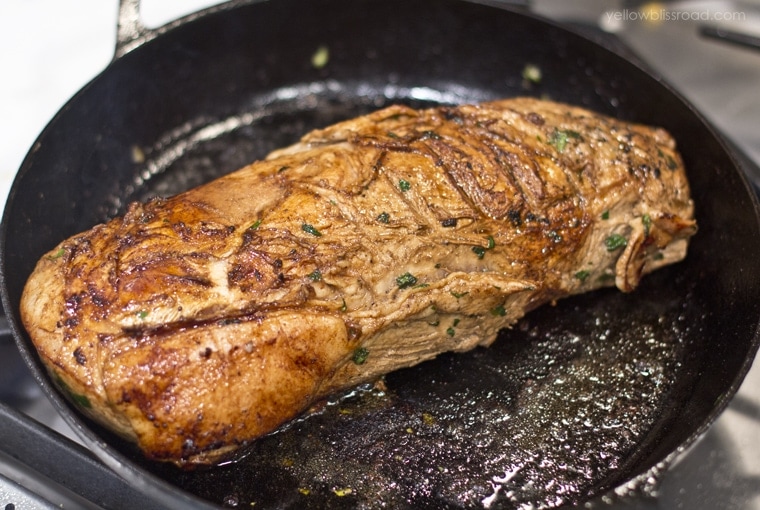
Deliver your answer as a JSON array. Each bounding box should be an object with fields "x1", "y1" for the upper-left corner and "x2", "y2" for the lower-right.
[{"x1": 20, "y1": 97, "x2": 696, "y2": 466}]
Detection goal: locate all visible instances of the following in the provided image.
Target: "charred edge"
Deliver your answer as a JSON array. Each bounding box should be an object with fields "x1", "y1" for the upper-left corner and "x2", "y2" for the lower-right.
[
  {"x1": 482, "y1": 134, "x2": 546, "y2": 206},
  {"x1": 350, "y1": 132, "x2": 424, "y2": 154},
  {"x1": 73, "y1": 347, "x2": 87, "y2": 366},
  {"x1": 421, "y1": 131, "x2": 531, "y2": 222}
]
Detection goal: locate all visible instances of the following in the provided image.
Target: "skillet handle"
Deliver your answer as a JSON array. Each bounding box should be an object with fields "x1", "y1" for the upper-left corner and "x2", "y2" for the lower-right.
[
  {"x1": 115, "y1": 0, "x2": 150, "y2": 59},
  {"x1": 115, "y1": 0, "x2": 236, "y2": 58}
]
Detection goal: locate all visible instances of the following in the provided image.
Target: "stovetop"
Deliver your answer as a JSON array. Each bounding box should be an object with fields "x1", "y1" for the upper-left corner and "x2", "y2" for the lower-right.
[{"x1": 1, "y1": 1, "x2": 759, "y2": 509}]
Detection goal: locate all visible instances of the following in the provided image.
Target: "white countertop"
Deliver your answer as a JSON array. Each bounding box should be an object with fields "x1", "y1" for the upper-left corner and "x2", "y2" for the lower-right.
[{"x1": 0, "y1": 1, "x2": 222, "y2": 213}]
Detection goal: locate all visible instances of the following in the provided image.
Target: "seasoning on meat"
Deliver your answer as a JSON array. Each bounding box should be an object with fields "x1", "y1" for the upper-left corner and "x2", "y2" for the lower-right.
[{"x1": 20, "y1": 97, "x2": 697, "y2": 467}]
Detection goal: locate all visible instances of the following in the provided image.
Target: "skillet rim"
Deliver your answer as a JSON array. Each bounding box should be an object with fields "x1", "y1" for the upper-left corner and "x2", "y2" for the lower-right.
[{"x1": 1, "y1": 0, "x2": 759, "y2": 507}]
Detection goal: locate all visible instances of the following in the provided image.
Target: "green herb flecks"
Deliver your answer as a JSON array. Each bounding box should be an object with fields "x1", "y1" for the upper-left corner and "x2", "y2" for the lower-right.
[
  {"x1": 352, "y1": 347, "x2": 369, "y2": 365},
  {"x1": 642, "y1": 214, "x2": 652, "y2": 237},
  {"x1": 450, "y1": 291, "x2": 469, "y2": 299},
  {"x1": 70, "y1": 392, "x2": 92, "y2": 409},
  {"x1": 46, "y1": 248, "x2": 66, "y2": 261},
  {"x1": 446, "y1": 318, "x2": 460, "y2": 337},
  {"x1": 301, "y1": 223, "x2": 322, "y2": 237},
  {"x1": 307, "y1": 270, "x2": 322, "y2": 281},
  {"x1": 601, "y1": 210, "x2": 610, "y2": 220},
  {"x1": 248, "y1": 219, "x2": 261, "y2": 230},
  {"x1": 376, "y1": 212, "x2": 390, "y2": 224},
  {"x1": 472, "y1": 235, "x2": 496, "y2": 259},
  {"x1": 311, "y1": 45, "x2": 329, "y2": 69},
  {"x1": 548, "y1": 129, "x2": 568, "y2": 152},
  {"x1": 398, "y1": 179, "x2": 412, "y2": 192},
  {"x1": 55, "y1": 375, "x2": 92, "y2": 409},
  {"x1": 490, "y1": 305, "x2": 506, "y2": 317},
  {"x1": 604, "y1": 233, "x2": 627, "y2": 252},
  {"x1": 548, "y1": 128, "x2": 582, "y2": 153},
  {"x1": 574, "y1": 270, "x2": 591, "y2": 282},
  {"x1": 522, "y1": 63, "x2": 542, "y2": 83},
  {"x1": 136, "y1": 310, "x2": 148, "y2": 320},
  {"x1": 395, "y1": 272, "x2": 418, "y2": 289}
]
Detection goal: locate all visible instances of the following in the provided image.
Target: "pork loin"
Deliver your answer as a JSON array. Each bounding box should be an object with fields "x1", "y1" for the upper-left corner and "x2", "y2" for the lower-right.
[{"x1": 20, "y1": 97, "x2": 696, "y2": 467}]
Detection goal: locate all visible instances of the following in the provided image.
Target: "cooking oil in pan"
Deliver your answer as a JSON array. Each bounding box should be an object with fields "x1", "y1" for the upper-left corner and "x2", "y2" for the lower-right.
[
  {"x1": 168, "y1": 267, "x2": 695, "y2": 510},
  {"x1": 121, "y1": 91, "x2": 699, "y2": 509}
]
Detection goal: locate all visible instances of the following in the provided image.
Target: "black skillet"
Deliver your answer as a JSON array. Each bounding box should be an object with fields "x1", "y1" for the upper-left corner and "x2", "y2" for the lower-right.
[{"x1": 2, "y1": 0, "x2": 759, "y2": 508}]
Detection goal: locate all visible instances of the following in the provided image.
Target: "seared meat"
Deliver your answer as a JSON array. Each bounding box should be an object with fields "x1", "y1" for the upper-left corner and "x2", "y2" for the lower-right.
[{"x1": 20, "y1": 97, "x2": 696, "y2": 467}]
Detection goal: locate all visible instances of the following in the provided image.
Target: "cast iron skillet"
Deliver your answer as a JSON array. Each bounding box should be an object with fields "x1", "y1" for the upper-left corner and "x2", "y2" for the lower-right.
[{"x1": 2, "y1": 0, "x2": 760, "y2": 508}]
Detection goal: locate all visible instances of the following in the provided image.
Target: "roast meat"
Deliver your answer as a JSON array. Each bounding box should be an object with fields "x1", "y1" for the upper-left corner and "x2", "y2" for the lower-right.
[{"x1": 20, "y1": 97, "x2": 697, "y2": 466}]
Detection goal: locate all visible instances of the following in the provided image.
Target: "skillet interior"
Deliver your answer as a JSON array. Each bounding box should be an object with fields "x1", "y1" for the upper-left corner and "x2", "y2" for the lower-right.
[{"x1": 2, "y1": 0, "x2": 760, "y2": 508}]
